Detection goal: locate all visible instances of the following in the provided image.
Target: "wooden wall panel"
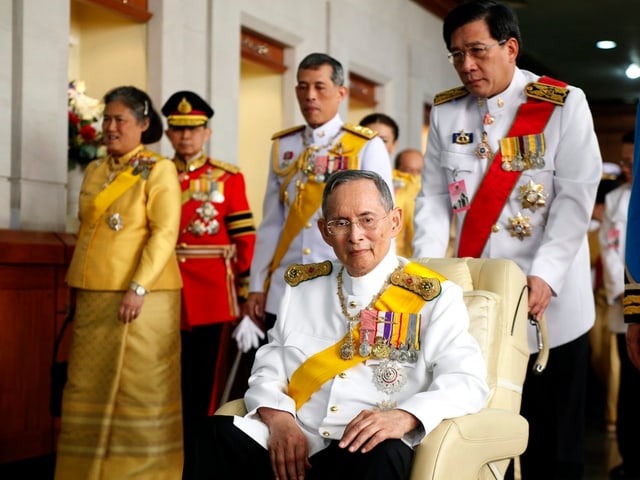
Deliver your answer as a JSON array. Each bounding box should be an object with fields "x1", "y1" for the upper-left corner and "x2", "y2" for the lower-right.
[{"x1": 0, "y1": 231, "x2": 75, "y2": 464}]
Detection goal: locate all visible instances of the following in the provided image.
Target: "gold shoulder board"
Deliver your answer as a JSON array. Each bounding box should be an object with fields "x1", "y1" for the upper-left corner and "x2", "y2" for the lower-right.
[
  {"x1": 434, "y1": 86, "x2": 469, "y2": 106},
  {"x1": 524, "y1": 81, "x2": 569, "y2": 106},
  {"x1": 271, "y1": 125, "x2": 305, "y2": 140},
  {"x1": 390, "y1": 270, "x2": 442, "y2": 301},
  {"x1": 208, "y1": 158, "x2": 240, "y2": 174},
  {"x1": 284, "y1": 261, "x2": 333, "y2": 287},
  {"x1": 342, "y1": 123, "x2": 377, "y2": 140}
]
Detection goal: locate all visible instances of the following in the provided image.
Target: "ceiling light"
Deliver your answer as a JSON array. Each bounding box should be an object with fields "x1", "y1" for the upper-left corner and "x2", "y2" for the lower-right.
[
  {"x1": 596, "y1": 40, "x2": 617, "y2": 50},
  {"x1": 625, "y1": 63, "x2": 640, "y2": 79}
]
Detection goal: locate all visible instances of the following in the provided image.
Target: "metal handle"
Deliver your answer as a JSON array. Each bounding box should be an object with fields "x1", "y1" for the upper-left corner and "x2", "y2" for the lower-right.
[{"x1": 530, "y1": 314, "x2": 549, "y2": 375}]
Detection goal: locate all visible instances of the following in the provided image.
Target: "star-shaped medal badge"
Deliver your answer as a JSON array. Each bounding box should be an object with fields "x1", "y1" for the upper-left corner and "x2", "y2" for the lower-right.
[
  {"x1": 508, "y1": 212, "x2": 532, "y2": 240},
  {"x1": 519, "y1": 180, "x2": 548, "y2": 212}
]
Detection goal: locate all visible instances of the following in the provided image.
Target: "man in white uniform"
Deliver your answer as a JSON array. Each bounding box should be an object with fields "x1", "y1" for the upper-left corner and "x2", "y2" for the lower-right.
[
  {"x1": 191, "y1": 170, "x2": 488, "y2": 479},
  {"x1": 411, "y1": 1, "x2": 602, "y2": 478},
  {"x1": 246, "y1": 53, "x2": 393, "y2": 333},
  {"x1": 600, "y1": 131, "x2": 640, "y2": 480}
]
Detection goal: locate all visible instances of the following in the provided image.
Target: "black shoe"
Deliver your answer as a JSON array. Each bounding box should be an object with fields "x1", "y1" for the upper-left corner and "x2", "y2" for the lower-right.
[{"x1": 610, "y1": 464, "x2": 640, "y2": 480}]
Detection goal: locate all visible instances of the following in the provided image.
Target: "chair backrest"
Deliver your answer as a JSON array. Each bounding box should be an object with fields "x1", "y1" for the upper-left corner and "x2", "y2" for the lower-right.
[{"x1": 415, "y1": 257, "x2": 530, "y2": 414}]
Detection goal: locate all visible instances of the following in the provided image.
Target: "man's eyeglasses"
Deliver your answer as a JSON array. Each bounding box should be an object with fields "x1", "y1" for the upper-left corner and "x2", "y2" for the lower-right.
[
  {"x1": 325, "y1": 215, "x2": 388, "y2": 236},
  {"x1": 447, "y1": 40, "x2": 507, "y2": 65}
]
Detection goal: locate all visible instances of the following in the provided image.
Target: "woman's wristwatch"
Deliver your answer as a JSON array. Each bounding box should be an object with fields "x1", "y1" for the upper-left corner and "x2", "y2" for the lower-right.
[{"x1": 129, "y1": 281, "x2": 147, "y2": 296}]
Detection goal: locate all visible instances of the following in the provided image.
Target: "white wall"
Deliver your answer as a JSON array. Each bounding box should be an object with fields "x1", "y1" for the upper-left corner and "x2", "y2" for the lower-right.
[{"x1": 1, "y1": 0, "x2": 457, "y2": 231}]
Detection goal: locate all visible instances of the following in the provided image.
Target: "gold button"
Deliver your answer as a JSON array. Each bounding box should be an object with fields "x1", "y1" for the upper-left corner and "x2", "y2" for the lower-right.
[
  {"x1": 303, "y1": 248, "x2": 311, "y2": 255},
  {"x1": 492, "y1": 224, "x2": 500, "y2": 233},
  {"x1": 178, "y1": 256, "x2": 186, "y2": 263},
  {"x1": 305, "y1": 222, "x2": 312, "y2": 228},
  {"x1": 349, "y1": 301, "x2": 357, "y2": 308},
  {"x1": 498, "y1": 98, "x2": 504, "y2": 108},
  {"x1": 322, "y1": 431, "x2": 330, "y2": 437},
  {"x1": 330, "y1": 405, "x2": 338, "y2": 412},
  {"x1": 338, "y1": 373, "x2": 347, "y2": 379}
]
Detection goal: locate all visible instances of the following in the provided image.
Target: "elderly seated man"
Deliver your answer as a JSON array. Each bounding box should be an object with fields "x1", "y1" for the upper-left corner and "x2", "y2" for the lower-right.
[{"x1": 189, "y1": 169, "x2": 489, "y2": 480}]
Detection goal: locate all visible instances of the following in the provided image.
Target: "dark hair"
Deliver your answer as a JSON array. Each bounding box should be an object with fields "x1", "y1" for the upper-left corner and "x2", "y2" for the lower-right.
[
  {"x1": 359, "y1": 113, "x2": 399, "y2": 142},
  {"x1": 596, "y1": 178, "x2": 621, "y2": 204},
  {"x1": 622, "y1": 130, "x2": 635, "y2": 144},
  {"x1": 322, "y1": 170, "x2": 394, "y2": 217},
  {"x1": 443, "y1": 0, "x2": 522, "y2": 54},
  {"x1": 103, "y1": 86, "x2": 163, "y2": 144},
  {"x1": 298, "y1": 53, "x2": 344, "y2": 87}
]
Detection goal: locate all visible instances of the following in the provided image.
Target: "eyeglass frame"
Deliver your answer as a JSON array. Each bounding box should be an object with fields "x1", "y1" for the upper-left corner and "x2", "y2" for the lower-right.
[
  {"x1": 325, "y1": 214, "x2": 389, "y2": 236},
  {"x1": 447, "y1": 39, "x2": 507, "y2": 65}
]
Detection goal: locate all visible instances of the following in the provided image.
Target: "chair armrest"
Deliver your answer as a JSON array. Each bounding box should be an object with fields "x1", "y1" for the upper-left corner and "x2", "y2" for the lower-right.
[
  {"x1": 214, "y1": 398, "x2": 247, "y2": 416},
  {"x1": 410, "y1": 408, "x2": 528, "y2": 480}
]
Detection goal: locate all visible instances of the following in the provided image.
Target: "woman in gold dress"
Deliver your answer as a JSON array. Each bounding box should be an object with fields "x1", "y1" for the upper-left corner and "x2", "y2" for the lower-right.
[{"x1": 55, "y1": 86, "x2": 183, "y2": 479}]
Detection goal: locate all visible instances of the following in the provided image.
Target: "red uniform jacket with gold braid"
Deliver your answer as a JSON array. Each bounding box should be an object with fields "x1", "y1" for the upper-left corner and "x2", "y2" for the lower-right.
[{"x1": 175, "y1": 155, "x2": 256, "y2": 329}]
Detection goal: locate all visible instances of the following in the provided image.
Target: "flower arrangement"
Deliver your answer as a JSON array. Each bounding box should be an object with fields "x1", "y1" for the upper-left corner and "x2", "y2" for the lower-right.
[{"x1": 68, "y1": 81, "x2": 107, "y2": 170}]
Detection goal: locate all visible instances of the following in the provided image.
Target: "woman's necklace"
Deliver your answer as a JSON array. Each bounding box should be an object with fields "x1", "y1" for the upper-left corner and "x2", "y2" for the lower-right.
[
  {"x1": 102, "y1": 155, "x2": 128, "y2": 190},
  {"x1": 336, "y1": 265, "x2": 396, "y2": 360}
]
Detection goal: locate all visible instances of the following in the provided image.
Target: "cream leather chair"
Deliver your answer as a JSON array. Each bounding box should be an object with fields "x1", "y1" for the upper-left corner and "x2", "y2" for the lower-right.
[{"x1": 215, "y1": 257, "x2": 535, "y2": 480}]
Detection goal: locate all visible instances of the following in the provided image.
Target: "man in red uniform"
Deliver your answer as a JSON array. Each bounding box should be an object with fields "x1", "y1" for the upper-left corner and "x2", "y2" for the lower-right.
[{"x1": 162, "y1": 91, "x2": 256, "y2": 476}]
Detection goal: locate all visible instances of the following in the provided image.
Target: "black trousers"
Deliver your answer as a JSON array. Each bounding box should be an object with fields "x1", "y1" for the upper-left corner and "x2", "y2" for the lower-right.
[
  {"x1": 188, "y1": 415, "x2": 414, "y2": 480},
  {"x1": 227, "y1": 312, "x2": 278, "y2": 400},
  {"x1": 181, "y1": 324, "x2": 224, "y2": 478},
  {"x1": 507, "y1": 332, "x2": 589, "y2": 480},
  {"x1": 616, "y1": 333, "x2": 640, "y2": 472}
]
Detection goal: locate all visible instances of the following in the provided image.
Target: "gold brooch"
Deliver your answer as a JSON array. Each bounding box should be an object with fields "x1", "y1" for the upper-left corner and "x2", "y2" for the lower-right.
[
  {"x1": 519, "y1": 180, "x2": 548, "y2": 211},
  {"x1": 107, "y1": 213, "x2": 123, "y2": 231}
]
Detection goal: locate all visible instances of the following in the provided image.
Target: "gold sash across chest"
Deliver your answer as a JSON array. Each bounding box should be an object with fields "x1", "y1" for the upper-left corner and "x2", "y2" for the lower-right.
[
  {"x1": 287, "y1": 262, "x2": 445, "y2": 410},
  {"x1": 80, "y1": 167, "x2": 140, "y2": 240},
  {"x1": 263, "y1": 131, "x2": 369, "y2": 293}
]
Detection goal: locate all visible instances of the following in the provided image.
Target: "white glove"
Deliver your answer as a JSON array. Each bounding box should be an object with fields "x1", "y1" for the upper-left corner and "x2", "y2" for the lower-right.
[{"x1": 232, "y1": 315, "x2": 265, "y2": 353}]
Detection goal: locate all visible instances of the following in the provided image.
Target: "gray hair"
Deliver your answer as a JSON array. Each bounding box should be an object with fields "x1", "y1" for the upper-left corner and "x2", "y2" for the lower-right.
[{"x1": 321, "y1": 170, "x2": 394, "y2": 216}]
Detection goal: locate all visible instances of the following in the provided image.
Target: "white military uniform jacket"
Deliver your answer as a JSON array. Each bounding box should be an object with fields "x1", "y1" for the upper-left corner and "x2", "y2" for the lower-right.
[
  {"x1": 235, "y1": 249, "x2": 489, "y2": 456},
  {"x1": 599, "y1": 183, "x2": 631, "y2": 334},
  {"x1": 249, "y1": 114, "x2": 393, "y2": 315},
  {"x1": 413, "y1": 68, "x2": 602, "y2": 352}
]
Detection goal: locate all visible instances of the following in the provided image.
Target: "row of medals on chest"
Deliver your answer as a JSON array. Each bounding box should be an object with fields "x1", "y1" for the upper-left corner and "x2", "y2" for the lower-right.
[
  {"x1": 337, "y1": 267, "x2": 419, "y2": 396},
  {"x1": 283, "y1": 130, "x2": 347, "y2": 184},
  {"x1": 454, "y1": 102, "x2": 548, "y2": 240},
  {"x1": 182, "y1": 168, "x2": 225, "y2": 237}
]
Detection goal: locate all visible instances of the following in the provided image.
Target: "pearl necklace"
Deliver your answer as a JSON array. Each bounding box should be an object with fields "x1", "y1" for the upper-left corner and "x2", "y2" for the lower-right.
[{"x1": 336, "y1": 265, "x2": 397, "y2": 360}]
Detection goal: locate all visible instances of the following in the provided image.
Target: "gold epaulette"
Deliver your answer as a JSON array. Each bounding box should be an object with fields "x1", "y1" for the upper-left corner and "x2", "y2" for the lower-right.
[
  {"x1": 284, "y1": 261, "x2": 333, "y2": 287},
  {"x1": 271, "y1": 125, "x2": 305, "y2": 140},
  {"x1": 342, "y1": 123, "x2": 377, "y2": 140},
  {"x1": 434, "y1": 86, "x2": 470, "y2": 106},
  {"x1": 390, "y1": 270, "x2": 442, "y2": 301},
  {"x1": 525, "y1": 81, "x2": 569, "y2": 106},
  {"x1": 208, "y1": 158, "x2": 240, "y2": 174}
]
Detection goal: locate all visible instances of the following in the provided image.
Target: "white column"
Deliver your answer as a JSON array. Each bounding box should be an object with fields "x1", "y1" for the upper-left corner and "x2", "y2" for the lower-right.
[
  {"x1": 147, "y1": 0, "x2": 212, "y2": 158},
  {"x1": 0, "y1": 1, "x2": 12, "y2": 228},
  {"x1": 10, "y1": 0, "x2": 69, "y2": 231}
]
